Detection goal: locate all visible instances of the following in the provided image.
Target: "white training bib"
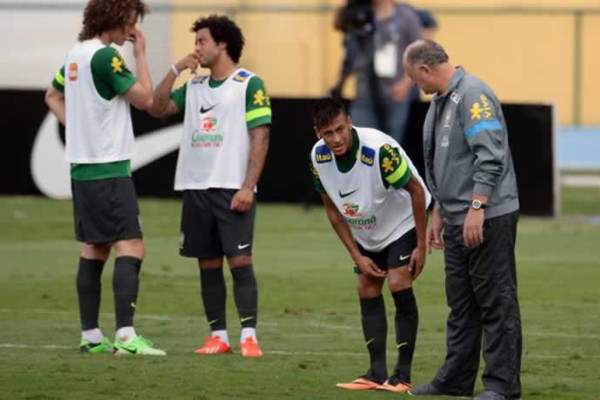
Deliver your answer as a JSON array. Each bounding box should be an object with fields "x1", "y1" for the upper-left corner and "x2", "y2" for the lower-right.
[
  {"x1": 175, "y1": 69, "x2": 254, "y2": 191},
  {"x1": 311, "y1": 127, "x2": 430, "y2": 251},
  {"x1": 63, "y1": 39, "x2": 134, "y2": 163}
]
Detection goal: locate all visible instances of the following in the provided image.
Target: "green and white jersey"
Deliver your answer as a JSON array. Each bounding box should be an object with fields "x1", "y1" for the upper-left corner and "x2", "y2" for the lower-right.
[
  {"x1": 52, "y1": 39, "x2": 137, "y2": 179},
  {"x1": 170, "y1": 68, "x2": 272, "y2": 191},
  {"x1": 310, "y1": 127, "x2": 431, "y2": 252}
]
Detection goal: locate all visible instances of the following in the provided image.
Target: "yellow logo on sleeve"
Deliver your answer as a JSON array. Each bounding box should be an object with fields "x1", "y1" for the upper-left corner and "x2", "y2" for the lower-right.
[
  {"x1": 470, "y1": 95, "x2": 493, "y2": 120},
  {"x1": 111, "y1": 56, "x2": 124, "y2": 74},
  {"x1": 253, "y1": 89, "x2": 270, "y2": 106},
  {"x1": 382, "y1": 157, "x2": 394, "y2": 173}
]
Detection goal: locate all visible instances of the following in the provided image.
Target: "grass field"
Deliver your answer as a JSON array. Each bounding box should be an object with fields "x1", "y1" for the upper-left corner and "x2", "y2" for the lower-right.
[{"x1": 1, "y1": 190, "x2": 599, "y2": 400}]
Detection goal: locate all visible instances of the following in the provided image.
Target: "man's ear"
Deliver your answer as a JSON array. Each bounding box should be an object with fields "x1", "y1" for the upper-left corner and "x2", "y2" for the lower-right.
[
  {"x1": 313, "y1": 126, "x2": 321, "y2": 139},
  {"x1": 347, "y1": 115, "x2": 353, "y2": 127}
]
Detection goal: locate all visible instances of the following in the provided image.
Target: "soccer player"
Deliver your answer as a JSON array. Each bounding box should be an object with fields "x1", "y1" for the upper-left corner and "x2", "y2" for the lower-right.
[
  {"x1": 149, "y1": 15, "x2": 270, "y2": 357},
  {"x1": 44, "y1": 0, "x2": 165, "y2": 355},
  {"x1": 310, "y1": 98, "x2": 430, "y2": 392}
]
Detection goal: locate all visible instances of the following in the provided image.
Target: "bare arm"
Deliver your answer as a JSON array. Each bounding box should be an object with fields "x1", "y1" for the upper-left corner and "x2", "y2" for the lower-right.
[
  {"x1": 403, "y1": 176, "x2": 428, "y2": 278},
  {"x1": 45, "y1": 86, "x2": 65, "y2": 125},
  {"x1": 123, "y1": 29, "x2": 153, "y2": 111},
  {"x1": 321, "y1": 194, "x2": 386, "y2": 278},
  {"x1": 230, "y1": 125, "x2": 270, "y2": 212},
  {"x1": 149, "y1": 54, "x2": 198, "y2": 118}
]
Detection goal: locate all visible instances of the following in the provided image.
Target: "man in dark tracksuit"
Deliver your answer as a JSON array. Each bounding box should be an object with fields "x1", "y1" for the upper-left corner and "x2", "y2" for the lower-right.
[{"x1": 402, "y1": 40, "x2": 522, "y2": 400}]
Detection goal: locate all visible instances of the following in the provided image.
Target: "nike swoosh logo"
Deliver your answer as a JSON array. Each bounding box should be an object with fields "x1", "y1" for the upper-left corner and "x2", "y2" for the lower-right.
[
  {"x1": 237, "y1": 243, "x2": 251, "y2": 250},
  {"x1": 339, "y1": 189, "x2": 359, "y2": 198},
  {"x1": 208, "y1": 319, "x2": 218, "y2": 326},
  {"x1": 31, "y1": 113, "x2": 182, "y2": 199},
  {"x1": 200, "y1": 104, "x2": 216, "y2": 113},
  {"x1": 365, "y1": 338, "x2": 375, "y2": 346},
  {"x1": 399, "y1": 254, "x2": 411, "y2": 261},
  {"x1": 240, "y1": 316, "x2": 254, "y2": 323},
  {"x1": 119, "y1": 346, "x2": 137, "y2": 354},
  {"x1": 397, "y1": 342, "x2": 408, "y2": 349}
]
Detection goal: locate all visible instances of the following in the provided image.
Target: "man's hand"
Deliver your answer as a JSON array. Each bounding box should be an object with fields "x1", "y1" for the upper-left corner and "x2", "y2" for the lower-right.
[
  {"x1": 408, "y1": 245, "x2": 426, "y2": 279},
  {"x1": 354, "y1": 255, "x2": 387, "y2": 279},
  {"x1": 230, "y1": 187, "x2": 254, "y2": 213},
  {"x1": 463, "y1": 207, "x2": 485, "y2": 248},
  {"x1": 427, "y1": 207, "x2": 444, "y2": 253},
  {"x1": 129, "y1": 29, "x2": 147, "y2": 59},
  {"x1": 174, "y1": 53, "x2": 199, "y2": 75}
]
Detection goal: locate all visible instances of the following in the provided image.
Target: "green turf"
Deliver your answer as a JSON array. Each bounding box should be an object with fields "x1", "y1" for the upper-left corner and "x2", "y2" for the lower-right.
[{"x1": 1, "y1": 196, "x2": 599, "y2": 399}]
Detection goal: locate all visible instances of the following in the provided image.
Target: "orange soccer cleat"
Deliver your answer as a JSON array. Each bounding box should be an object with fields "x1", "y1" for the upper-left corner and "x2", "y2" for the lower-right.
[
  {"x1": 336, "y1": 377, "x2": 381, "y2": 390},
  {"x1": 376, "y1": 376, "x2": 412, "y2": 393},
  {"x1": 194, "y1": 336, "x2": 232, "y2": 355},
  {"x1": 240, "y1": 337, "x2": 263, "y2": 357}
]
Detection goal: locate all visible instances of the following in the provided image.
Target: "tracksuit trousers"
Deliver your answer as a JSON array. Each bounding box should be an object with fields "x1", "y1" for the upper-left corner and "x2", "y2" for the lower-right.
[{"x1": 432, "y1": 211, "x2": 522, "y2": 398}]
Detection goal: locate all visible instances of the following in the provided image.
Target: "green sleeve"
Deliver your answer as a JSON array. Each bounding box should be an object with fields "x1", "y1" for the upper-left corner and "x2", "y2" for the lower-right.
[
  {"x1": 52, "y1": 66, "x2": 65, "y2": 93},
  {"x1": 90, "y1": 47, "x2": 137, "y2": 100},
  {"x1": 246, "y1": 76, "x2": 272, "y2": 129},
  {"x1": 310, "y1": 158, "x2": 326, "y2": 194},
  {"x1": 379, "y1": 144, "x2": 412, "y2": 189},
  {"x1": 170, "y1": 84, "x2": 187, "y2": 112}
]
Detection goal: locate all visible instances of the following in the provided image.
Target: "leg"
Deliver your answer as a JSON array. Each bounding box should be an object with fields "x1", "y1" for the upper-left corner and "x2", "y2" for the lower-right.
[
  {"x1": 179, "y1": 190, "x2": 228, "y2": 335},
  {"x1": 78, "y1": 243, "x2": 110, "y2": 345},
  {"x1": 212, "y1": 189, "x2": 261, "y2": 356},
  {"x1": 386, "y1": 228, "x2": 419, "y2": 385},
  {"x1": 469, "y1": 212, "x2": 522, "y2": 398},
  {"x1": 228, "y1": 255, "x2": 258, "y2": 330},
  {"x1": 198, "y1": 258, "x2": 227, "y2": 335},
  {"x1": 385, "y1": 99, "x2": 411, "y2": 146},
  {"x1": 432, "y1": 223, "x2": 482, "y2": 396},
  {"x1": 388, "y1": 266, "x2": 418, "y2": 384},
  {"x1": 113, "y1": 238, "x2": 144, "y2": 335},
  {"x1": 350, "y1": 98, "x2": 381, "y2": 130},
  {"x1": 357, "y1": 273, "x2": 387, "y2": 382}
]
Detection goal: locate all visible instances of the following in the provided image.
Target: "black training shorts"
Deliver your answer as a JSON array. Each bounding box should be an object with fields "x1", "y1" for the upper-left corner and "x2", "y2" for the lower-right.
[
  {"x1": 71, "y1": 177, "x2": 142, "y2": 244},
  {"x1": 179, "y1": 189, "x2": 256, "y2": 259},
  {"x1": 354, "y1": 228, "x2": 417, "y2": 274}
]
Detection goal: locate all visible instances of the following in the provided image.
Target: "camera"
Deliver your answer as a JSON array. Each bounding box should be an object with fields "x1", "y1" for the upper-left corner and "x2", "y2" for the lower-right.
[{"x1": 340, "y1": 0, "x2": 374, "y2": 36}]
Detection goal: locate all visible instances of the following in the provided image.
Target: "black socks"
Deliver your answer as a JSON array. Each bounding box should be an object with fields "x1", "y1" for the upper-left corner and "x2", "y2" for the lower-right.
[
  {"x1": 112, "y1": 256, "x2": 141, "y2": 329},
  {"x1": 231, "y1": 264, "x2": 258, "y2": 328},
  {"x1": 360, "y1": 295, "x2": 388, "y2": 382},
  {"x1": 392, "y1": 287, "x2": 419, "y2": 383},
  {"x1": 76, "y1": 257, "x2": 105, "y2": 330},
  {"x1": 200, "y1": 267, "x2": 227, "y2": 331}
]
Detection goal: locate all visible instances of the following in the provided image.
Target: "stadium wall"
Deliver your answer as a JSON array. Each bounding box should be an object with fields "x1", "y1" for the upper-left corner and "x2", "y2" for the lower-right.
[
  {"x1": 1, "y1": 1, "x2": 599, "y2": 125},
  {"x1": 0, "y1": 90, "x2": 558, "y2": 217}
]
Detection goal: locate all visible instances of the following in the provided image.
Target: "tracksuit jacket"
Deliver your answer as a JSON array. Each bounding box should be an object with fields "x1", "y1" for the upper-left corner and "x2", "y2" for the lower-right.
[{"x1": 422, "y1": 66, "x2": 520, "y2": 225}]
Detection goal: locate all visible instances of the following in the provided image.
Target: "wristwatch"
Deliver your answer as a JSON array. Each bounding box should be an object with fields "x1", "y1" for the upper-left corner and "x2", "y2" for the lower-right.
[{"x1": 471, "y1": 199, "x2": 487, "y2": 210}]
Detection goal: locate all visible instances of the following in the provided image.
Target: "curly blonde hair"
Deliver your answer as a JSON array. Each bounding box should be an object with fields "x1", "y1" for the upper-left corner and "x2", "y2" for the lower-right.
[{"x1": 78, "y1": 0, "x2": 149, "y2": 41}]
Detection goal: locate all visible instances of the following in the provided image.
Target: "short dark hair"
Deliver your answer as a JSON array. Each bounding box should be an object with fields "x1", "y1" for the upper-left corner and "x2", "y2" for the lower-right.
[
  {"x1": 312, "y1": 98, "x2": 348, "y2": 130},
  {"x1": 405, "y1": 39, "x2": 449, "y2": 68},
  {"x1": 78, "y1": 0, "x2": 149, "y2": 41},
  {"x1": 191, "y1": 15, "x2": 245, "y2": 63}
]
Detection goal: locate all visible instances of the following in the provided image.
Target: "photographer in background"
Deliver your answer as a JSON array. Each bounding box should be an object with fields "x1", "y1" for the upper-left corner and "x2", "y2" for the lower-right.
[{"x1": 331, "y1": 0, "x2": 423, "y2": 146}]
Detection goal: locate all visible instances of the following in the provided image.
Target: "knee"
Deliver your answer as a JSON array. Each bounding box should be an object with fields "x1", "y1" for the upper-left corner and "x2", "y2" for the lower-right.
[
  {"x1": 115, "y1": 239, "x2": 144, "y2": 260},
  {"x1": 356, "y1": 276, "x2": 383, "y2": 298},
  {"x1": 228, "y1": 255, "x2": 252, "y2": 269},
  {"x1": 388, "y1": 268, "x2": 412, "y2": 292},
  {"x1": 81, "y1": 243, "x2": 110, "y2": 260}
]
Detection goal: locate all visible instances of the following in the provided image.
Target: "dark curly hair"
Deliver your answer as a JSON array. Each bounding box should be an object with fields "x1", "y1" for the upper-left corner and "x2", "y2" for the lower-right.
[
  {"x1": 191, "y1": 15, "x2": 245, "y2": 63},
  {"x1": 78, "y1": 0, "x2": 149, "y2": 41},
  {"x1": 312, "y1": 98, "x2": 348, "y2": 130}
]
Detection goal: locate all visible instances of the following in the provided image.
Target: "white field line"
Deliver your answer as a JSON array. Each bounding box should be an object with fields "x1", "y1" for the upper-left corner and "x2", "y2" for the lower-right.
[
  {"x1": 0, "y1": 343, "x2": 598, "y2": 360},
  {"x1": 2, "y1": 309, "x2": 600, "y2": 340}
]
